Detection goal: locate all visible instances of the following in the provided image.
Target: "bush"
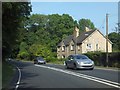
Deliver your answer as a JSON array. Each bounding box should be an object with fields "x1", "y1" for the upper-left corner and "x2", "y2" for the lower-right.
[
  {"x1": 84, "y1": 52, "x2": 120, "y2": 68},
  {"x1": 17, "y1": 51, "x2": 29, "y2": 60}
]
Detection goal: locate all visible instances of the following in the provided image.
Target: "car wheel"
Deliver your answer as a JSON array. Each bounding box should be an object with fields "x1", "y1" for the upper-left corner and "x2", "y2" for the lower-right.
[{"x1": 73, "y1": 63, "x2": 77, "y2": 70}]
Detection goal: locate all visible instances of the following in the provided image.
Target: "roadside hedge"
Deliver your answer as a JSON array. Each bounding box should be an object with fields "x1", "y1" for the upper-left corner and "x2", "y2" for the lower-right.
[{"x1": 84, "y1": 52, "x2": 120, "y2": 68}]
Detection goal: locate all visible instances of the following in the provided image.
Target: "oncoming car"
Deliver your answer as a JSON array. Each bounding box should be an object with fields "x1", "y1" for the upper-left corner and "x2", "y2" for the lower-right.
[
  {"x1": 34, "y1": 56, "x2": 46, "y2": 64},
  {"x1": 64, "y1": 54, "x2": 94, "y2": 70}
]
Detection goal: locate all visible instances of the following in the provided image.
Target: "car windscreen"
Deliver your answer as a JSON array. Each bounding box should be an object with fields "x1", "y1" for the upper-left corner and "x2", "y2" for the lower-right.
[
  {"x1": 37, "y1": 57, "x2": 44, "y2": 60},
  {"x1": 75, "y1": 55, "x2": 89, "y2": 59}
]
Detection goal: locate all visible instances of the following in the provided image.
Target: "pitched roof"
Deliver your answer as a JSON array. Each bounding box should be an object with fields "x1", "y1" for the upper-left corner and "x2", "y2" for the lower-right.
[
  {"x1": 77, "y1": 30, "x2": 95, "y2": 44},
  {"x1": 57, "y1": 30, "x2": 95, "y2": 46}
]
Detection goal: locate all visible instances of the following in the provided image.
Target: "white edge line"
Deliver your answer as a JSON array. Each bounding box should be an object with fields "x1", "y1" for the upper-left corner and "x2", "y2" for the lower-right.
[
  {"x1": 35, "y1": 64, "x2": 120, "y2": 88},
  {"x1": 15, "y1": 66, "x2": 21, "y2": 90}
]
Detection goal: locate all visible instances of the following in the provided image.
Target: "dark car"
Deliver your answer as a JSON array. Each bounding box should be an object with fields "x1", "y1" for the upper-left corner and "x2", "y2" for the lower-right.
[
  {"x1": 64, "y1": 54, "x2": 94, "y2": 70},
  {"x1": 34, "y1": 56, "x2": 46, "y2": 64}
]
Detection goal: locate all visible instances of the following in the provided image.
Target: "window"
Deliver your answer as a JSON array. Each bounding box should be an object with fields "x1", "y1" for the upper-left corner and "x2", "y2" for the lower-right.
[
  {"x1": 62, "y1": 46, "x2": 65, "y2": 51},
  {"x1": 71, "y1": 45, "x2": 74, "y2": 51},
  {"x1": 96, "y1": 44, "x2": 98, "y2": 50},
  {"x1": 78, "y1": 45, "x2": 80, "y2": 50},
  {"x1": 87, "y1": 44, "x2": 92, "y2": 49},
  {"x1": 62, "y1": 55, "x2": 65, "y2": 58}
]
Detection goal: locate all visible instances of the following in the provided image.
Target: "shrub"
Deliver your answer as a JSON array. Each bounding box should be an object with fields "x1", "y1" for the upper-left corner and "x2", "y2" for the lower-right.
[{"x1": 84, "y1": 52, "x2": 120, "y2": 68}]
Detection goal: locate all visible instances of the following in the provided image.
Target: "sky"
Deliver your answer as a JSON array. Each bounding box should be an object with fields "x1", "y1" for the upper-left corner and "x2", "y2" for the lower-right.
[{"x1": 31, "y1": 2, "x2": 118, "y2": 35}]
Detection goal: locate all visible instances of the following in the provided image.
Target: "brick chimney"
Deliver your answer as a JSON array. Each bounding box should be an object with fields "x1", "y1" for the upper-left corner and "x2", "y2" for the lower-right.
[
  {"x1": 73, "y1": 27, "x2": 79, "y2": 37},
  {"x1": 85, "y1": 27, "x2": 91, "y2": 32}
]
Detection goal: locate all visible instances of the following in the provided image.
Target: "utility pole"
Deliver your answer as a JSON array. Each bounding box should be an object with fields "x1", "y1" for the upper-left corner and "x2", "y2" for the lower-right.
[{"x1": 106, "y1": 13, "x2": 109, "y2": 67}]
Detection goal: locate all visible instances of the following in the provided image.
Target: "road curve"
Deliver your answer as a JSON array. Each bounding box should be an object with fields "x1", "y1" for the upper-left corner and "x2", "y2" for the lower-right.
[{"x1": 8, "y1": 60, "x2": 119, "y2": 89}]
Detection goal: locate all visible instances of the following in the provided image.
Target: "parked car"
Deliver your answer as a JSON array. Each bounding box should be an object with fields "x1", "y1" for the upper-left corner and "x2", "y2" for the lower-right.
[
  {"x1": 64, "y1": 54, "x2": 94, "y2": 70},
  {"x1": 34, "y1": 56, "x2": 46, "y2": 64}
]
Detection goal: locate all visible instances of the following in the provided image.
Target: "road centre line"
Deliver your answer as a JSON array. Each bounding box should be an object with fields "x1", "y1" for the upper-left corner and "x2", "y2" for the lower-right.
[{"x1": 35, "y1": 64, "x2": 120, "y2": 88}]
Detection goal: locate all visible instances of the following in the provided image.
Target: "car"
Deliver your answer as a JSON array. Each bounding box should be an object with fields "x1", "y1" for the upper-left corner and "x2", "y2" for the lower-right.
[
  {"x1": 64, "y1": 54, "x2": 94, "y2": 70},
  {"x1": 34, "y1": 56, "x2": 46, "y2": 64}
]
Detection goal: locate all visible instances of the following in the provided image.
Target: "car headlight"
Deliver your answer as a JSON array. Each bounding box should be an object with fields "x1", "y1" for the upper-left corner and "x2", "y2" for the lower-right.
[
  {"x1": 76, "y1": 61, "x2": 80, "y2": 64},
  {"x1": 80, "y1": 62, "x2": 84, "y2": 65},
  {"x1": 77, "y1": 61, "x2": 83, "y2": 65}
]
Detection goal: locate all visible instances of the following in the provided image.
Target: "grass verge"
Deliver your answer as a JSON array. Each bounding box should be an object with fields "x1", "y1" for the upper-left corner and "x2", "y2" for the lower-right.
[
  {"x1": 2, "y1": 61, "x2": 14, "y2": 88},
  {"x1": 48, "y1": 60, "x2": 64, "y2": 65}
]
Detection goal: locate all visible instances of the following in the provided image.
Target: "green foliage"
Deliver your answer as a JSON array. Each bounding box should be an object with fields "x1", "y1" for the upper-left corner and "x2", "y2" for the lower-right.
[
  {"x1": 17, "y1": 14, "x2": 76, "y2": 61},
  {"x1": 85, "y1": 52, "x2": 120, "y2": 68},
  {"x1": 2, "y1": 62, "x2": 14, "y2": 88},
  {"x1": 108, "y1": 32, "x2": 120, "y2": 51},
  {"x1": 2, "y1": 2, "x2": 32, "y2": 60},
  {"x1": 78, "y1": 18, "x2": 95, "y2": 31},
  {"x1": 16, "y1": 13, "x2": 97, "y2": 61}
]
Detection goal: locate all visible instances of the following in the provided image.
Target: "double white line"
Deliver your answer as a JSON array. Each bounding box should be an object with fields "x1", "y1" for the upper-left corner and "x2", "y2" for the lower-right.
[{"x1": 35, "y1": 64, "x2": 120, "y2": 88}]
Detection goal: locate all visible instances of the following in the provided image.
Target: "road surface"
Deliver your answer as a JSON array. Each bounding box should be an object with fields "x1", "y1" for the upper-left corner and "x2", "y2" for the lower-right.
[{"x1": 7, "y1": 60, "x2": 120, "y2": 89}]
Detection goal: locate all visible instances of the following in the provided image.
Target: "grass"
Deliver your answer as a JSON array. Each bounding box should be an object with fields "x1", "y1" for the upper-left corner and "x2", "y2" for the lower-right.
[
  {"x1": 2, "y1": 61, "x2": 14, "y2": 88},
  {"x1": 48, "y1": 60, "x2": 64, "y2": 65},
  {"x1": 95, "y1": 66, "x2": 119, "y2": 70}
]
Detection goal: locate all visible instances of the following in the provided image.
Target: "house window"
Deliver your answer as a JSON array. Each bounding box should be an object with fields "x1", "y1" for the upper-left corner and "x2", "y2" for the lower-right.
[
  {"x1": 87, "y1": 44, "x2": 92, "y2": 49},
  {"x1": 62, "y1": 55, "x2": 65, "y2": 58},
  {"x1": 62, "y1": 46, "x2": 65, "y2": 51},
  {"x1": 71, "y1": 45, "x2": 74, "y2": 51},
  {"x1": 96, "y1": 44, "x2": 98, "y2": 50},
  {"x1": 78, "y1": 45, "x2": 80, "y2": 50}
]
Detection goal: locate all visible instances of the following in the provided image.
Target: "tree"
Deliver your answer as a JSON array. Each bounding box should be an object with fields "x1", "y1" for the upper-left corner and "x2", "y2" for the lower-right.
[
  {"x1": 2, "y1": 2, "x2": 32, "y2": 60},
  {"x1": 108, "y1": 32, "x2": 120, "y2": 51},
  {"x1": 78, "y1": 18, "x2": 95, "y2": 31},
  {"x1": 17, "y1": 13, "x2": 97, "y2": 60}
]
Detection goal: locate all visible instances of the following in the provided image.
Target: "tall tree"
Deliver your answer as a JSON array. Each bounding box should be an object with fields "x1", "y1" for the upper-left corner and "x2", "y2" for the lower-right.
[
  {"x1": 108, "y1": 32, "x2": 120, "y2": 51},
  {"x1": 78, "y1": 18, "x2": 95, "y2": 31},
  {"x1": 2, "y1": 2, "x2": 32, "y2": 60}
]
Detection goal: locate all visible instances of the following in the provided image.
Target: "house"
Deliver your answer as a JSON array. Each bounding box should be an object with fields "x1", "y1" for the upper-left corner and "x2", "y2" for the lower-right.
[{"x1": 57, "y1": 27, "x2": 112, "y2": 59}]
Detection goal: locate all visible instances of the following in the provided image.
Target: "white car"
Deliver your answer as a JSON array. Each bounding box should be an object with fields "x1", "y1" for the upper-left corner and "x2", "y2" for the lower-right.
[{"x1": 64, "y1": 54, "x2": 94, "y2": 70}]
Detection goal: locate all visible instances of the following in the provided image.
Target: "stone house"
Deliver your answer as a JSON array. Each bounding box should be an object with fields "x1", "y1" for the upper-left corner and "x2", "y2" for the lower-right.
[{"x1": 57, "y1": 27, "x2": 112, "y2": 59}]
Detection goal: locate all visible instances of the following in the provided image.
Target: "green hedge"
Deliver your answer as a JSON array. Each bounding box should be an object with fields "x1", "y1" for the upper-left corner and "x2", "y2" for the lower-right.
[{"x1": 84, "y1": 52, "x2": 120, "y2": 68}]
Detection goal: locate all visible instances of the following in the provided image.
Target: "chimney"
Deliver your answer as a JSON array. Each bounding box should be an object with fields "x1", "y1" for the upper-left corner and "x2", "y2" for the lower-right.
[
  {"x1": 85, "y1": 27, "x2": 91, "y2": 32},
  {"x1": 73, "y1": 27, "x2": 79, "y2": 37}
]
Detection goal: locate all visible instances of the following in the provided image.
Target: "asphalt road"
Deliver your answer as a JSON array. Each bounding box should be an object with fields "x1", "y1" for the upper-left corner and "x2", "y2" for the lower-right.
[{"x1": 8, "y1": 60, "x2": 120, "y2": 89}]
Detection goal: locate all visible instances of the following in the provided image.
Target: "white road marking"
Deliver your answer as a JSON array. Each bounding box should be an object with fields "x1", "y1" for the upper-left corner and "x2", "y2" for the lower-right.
[
  {"x1": 15, "y1": 85, "x2": 19, "y2": 90},
  {"x1": 15, "y1": 66, "x2": 21, "y2": 90},
  {"x1": 35, "y1": 64, "x2": 120, "y2": 88}
]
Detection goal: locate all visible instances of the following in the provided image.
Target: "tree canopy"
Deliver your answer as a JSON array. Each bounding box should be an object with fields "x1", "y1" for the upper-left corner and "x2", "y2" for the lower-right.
[
  {"x1": 2, "y1": 2, "x2": 32, "y2": 60},
  {"x1": 108, "y1": 32, "x2": 120, "y2": 51},
  {"x1": 78, "y1": 18, "x2": 96, "y2": 31},
  {"x1": 2, "y1": 3, "x2": 98, "y2": 61}
]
